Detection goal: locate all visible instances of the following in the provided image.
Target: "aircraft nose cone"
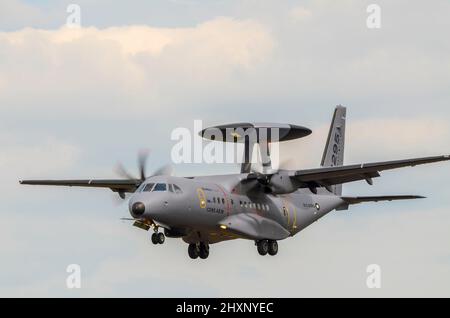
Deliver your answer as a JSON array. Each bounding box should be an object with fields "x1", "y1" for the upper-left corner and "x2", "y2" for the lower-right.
[{"x1": 131, "y1": 202, "x2": 145, "y2": 217}]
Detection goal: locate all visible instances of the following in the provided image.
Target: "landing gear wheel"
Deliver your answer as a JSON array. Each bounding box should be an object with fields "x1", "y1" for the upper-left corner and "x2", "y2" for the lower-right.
[
  {"x1": 151, "y1": 233, "x2": 159, "y2": 245},
  {"x1": 188, "y1": 243, "x2": 199, "y2": 259},
  {"x1": 199, "y1": 243, "x2": 210, "y2": 259},
  {"x1": 157, "y1": 232, "x2": 165, "y2": 244},
  {"x1": 257, "y1": 240, "x2": 269, "y2": 256},
  {"x1": 268, "y1": 240, "x2": 278, "y2": 256}
]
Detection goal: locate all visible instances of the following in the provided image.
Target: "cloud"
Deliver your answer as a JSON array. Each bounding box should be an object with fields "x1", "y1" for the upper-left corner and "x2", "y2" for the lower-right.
[{"x1": 0, "y1": 18, "x2": 274, "y2": 119}]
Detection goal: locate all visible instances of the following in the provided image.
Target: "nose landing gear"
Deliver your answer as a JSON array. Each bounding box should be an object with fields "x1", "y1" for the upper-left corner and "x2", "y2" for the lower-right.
[
  {"x1": 188, "y1": 242, "x2": 210, "y2": 259},
  {"x1": 151, "y1": 230, "x2": 165, "y2": 245}
]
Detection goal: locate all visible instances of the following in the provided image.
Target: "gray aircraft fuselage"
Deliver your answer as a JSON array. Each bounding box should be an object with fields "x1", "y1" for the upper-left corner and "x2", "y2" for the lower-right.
[{"x1": 129, "y1": 174, "x2": 343, "y2": 245}]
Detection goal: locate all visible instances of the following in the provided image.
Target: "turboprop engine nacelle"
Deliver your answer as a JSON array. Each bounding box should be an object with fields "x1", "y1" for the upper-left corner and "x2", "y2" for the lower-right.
[{"x1": 267, "y1": 172, "x2": 298, "y2": 195}]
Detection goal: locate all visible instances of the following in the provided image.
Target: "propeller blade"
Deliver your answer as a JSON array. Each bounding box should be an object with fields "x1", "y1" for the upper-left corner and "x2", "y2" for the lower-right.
[
  {"x1": 138, "y1": 149, "x2": 150, "y2": 181},
  {"x1": 114, "y1": 163, "x2": 136, "y2": 180}
]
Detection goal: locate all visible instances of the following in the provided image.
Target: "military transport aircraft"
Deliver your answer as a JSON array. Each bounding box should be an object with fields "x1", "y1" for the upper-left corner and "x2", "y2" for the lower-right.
[{"x1": 20, "y1": 106, "x2": 450, "y2": 259}]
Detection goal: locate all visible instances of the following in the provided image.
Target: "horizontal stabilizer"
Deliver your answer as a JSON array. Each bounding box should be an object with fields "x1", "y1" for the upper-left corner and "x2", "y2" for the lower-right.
[{"x1": 341, "y1": 195, "x2": 425, "y2": 205}]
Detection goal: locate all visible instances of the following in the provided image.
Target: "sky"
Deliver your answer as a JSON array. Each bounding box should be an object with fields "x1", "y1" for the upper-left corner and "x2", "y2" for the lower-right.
[{"x1": 1, "y1": 0, "x2": 450, "y2": 297}]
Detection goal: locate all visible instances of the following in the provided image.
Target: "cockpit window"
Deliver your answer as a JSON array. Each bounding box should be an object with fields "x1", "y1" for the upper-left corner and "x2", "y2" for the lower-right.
[
  {"x1": 173, "y1": 184, "x2": 183, "y2": 194},
  {"x1": 153, "y1": 183, "x2": 167, "y2": 192},
  {"x1": 168, "y1": 184, "x2": 174, "y2": 193},
  {"x1": 136, "y1": 183, "x2": 146, "y2": 192},
  {"x1": 143, "y1": 183, "x2": 155, "y2": 192}
]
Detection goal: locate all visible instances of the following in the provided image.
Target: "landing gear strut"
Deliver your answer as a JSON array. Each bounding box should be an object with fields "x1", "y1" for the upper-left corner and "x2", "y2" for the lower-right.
[
  {"x1": 188, "y1": 242, "x2": 210, "y2": 259},
  {"x1": 256, "y1": 240, "x2": 278, "y2": 256}
]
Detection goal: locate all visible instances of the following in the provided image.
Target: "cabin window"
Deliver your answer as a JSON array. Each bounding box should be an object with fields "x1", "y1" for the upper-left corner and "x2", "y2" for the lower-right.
[
  {"x1": 143, "y1": 183, "x2": 155, "y2": 192},
  {"x1": 153, "y1": 183, "x2": 167, "y2": 192},
  {"x1": 222, "y1": 198, "x2": 225, "y2": 204}
]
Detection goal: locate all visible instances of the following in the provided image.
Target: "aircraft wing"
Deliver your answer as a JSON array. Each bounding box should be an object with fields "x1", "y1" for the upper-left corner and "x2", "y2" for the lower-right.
[
  {"x1": 19, "y1": 179, "x2": 142, "y2": 193},
  {"x1": 291, "y1": 155, "x2": 450, "y2": 189},
  {"x1": 341, "y1": 195, "x2": 425, "y2": 205}
]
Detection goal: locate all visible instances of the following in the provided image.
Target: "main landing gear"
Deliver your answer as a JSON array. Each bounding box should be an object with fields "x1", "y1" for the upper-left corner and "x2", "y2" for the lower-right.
[
  {"x1": 188, "y1": 242, "x2": 210, "y2": 260},
  {"x1": 151, "y1": 230, "x2": 165, "y2": 245},
  {"x1": 256, "y1": 240, "x2": 278, "y2": 256}
]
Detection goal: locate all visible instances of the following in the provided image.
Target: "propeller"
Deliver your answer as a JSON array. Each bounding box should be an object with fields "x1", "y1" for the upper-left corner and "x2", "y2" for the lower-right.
[
  {"x1": 238, "y1": 157, "x2": 298, "y2": 194},
  {"x1": 113, "y1": 150, "x2": 173, "y2": 201},
  {"x1": 115, "y1": 149, "x2": 150, "y2": 182}
]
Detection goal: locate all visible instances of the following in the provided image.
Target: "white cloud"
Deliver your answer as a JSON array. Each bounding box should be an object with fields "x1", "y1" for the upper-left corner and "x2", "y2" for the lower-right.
[{"x1": 0, "y1": 18, "x2": 274, "y2": 118}]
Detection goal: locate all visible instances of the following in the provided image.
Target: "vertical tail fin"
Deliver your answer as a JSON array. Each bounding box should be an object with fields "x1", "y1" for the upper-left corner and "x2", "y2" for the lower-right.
[{"x1": 321, "y1": 105, "x2": 346, "y2": 195}]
